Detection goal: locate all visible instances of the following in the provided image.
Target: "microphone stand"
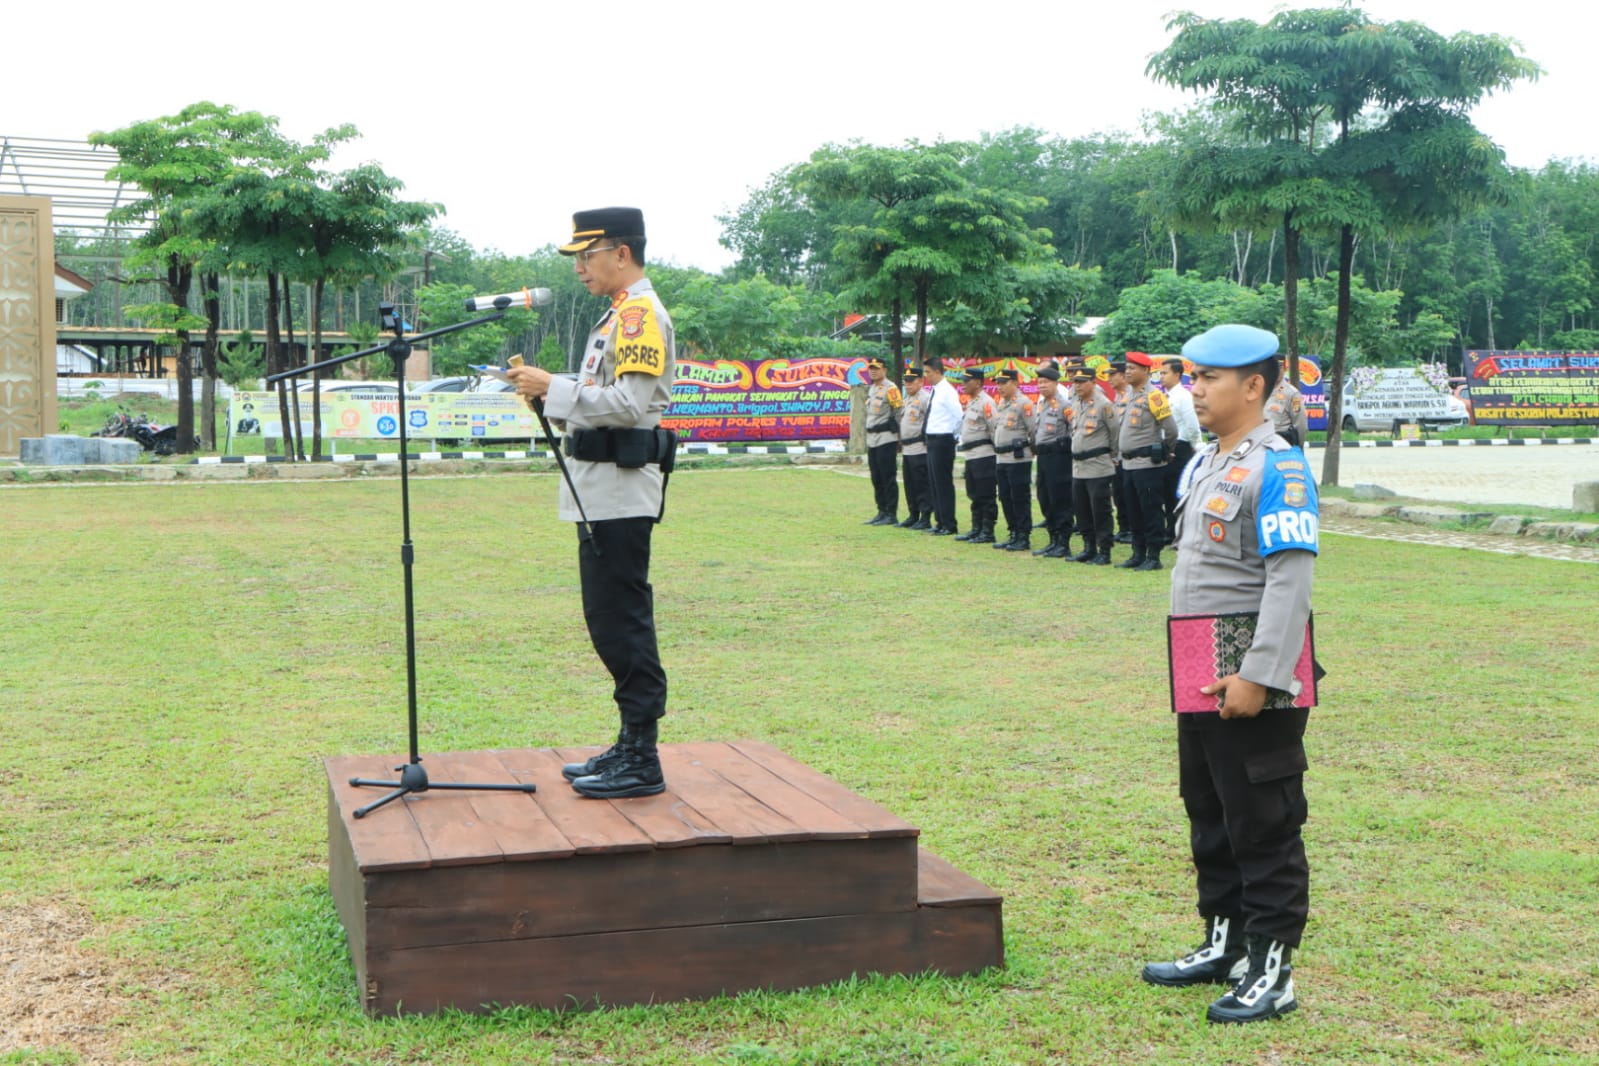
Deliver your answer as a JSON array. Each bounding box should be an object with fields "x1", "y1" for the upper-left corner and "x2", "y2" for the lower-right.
[{"x1": 266, "y1": 304, "x2": 586, "y2": 818}]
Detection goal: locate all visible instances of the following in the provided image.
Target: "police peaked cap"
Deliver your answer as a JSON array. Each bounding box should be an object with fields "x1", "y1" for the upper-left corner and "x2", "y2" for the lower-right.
[
  {"x1": 904, "y1": 366, "x2": 923, "y2": 379},
  {"x1": 1036, "y1": 364, "x2": 1061, "y2": 381},
  {"x1": 1181, "y1": 324, "x2": 1280, "y2": 367},
  {"x1": 997, "y1": 368, "x2": 1020, "y2": 382},
  {"x1": 964, "y1": 367, "x2": 987, "y2": 380},
  {"x1": 560, "y1": 207, "x2": 646, "y2": 254}
]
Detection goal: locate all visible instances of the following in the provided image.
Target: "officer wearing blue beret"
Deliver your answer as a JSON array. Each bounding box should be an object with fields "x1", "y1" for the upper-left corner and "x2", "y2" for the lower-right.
[{"x1": 1141, "y1": 323, "x2": 1319, "y2": 1024}]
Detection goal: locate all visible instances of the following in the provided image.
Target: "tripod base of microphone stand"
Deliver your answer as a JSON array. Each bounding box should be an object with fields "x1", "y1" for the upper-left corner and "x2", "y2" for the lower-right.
[{"x1": 349, "y1": 759, "x2": 538, "y2": 819}]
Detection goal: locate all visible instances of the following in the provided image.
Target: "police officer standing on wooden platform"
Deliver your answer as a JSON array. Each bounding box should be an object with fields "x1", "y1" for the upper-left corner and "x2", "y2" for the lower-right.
[
  {"x1": 955, "y1": 368, "x2": 999, "y2": 544},
  {"x1": 1141, "y1": 323, "x2": 1319, "y2": 1024},
  {"x1": 862, "y1": 357, "x2": 904, "y2": 525},
  {"x1": 507, "y1": 207, "x2": 677, "y2": 801},
  {"x1": 897, "y1": 365, "x2": 933, "y2": 529}
]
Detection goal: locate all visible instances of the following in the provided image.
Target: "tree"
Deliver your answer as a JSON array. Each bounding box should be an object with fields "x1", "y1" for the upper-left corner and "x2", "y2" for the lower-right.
[
  {"x1": 802, "y1": 141, "x2": 1051, "y2": 375},
  {"x1": 92, "y1": 102, "x2": 288, "y2": 453},
  {"x1": 1149, "y1": 7, "x2": 1537, "y2": 484},
  {"x1": 1087, "y1": 271, "x2": 1268, "y2": 357},
  {"x1": 271, "y1": 162, "x2": 438, "y2": 456}
]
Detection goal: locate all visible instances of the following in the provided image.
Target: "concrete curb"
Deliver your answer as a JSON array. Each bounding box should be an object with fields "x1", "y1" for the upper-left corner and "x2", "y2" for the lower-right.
[
  {"x1": 1320, "y1": 497, "x2": 1599, "y2": 543},
  {"x1": 1305, "y1": 437, "x2": 1597, "y2": 448}
]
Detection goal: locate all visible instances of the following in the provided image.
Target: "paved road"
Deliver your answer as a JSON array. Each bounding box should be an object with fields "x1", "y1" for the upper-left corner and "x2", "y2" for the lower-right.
[{"x1": 1310, "y1": 442, "x2": 1597, "y2": 510}]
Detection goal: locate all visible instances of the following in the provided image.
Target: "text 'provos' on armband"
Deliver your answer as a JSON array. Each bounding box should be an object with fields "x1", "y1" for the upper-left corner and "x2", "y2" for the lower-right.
[
  {"x1": 1259, "y1": 510, "x2": 1319, "y2": 553},
  {"x1": 616, "y1": 343, "x2": 665, "y2": 376}
]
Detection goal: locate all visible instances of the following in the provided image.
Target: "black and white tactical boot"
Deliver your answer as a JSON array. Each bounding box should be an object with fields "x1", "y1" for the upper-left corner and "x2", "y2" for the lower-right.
[
  {"x1": 1141, "y1": 915, "x2": 1248, "y2": 988},
  {"x1": 1206, "y1": 933, "x2": 1297, "y2": 1024}
]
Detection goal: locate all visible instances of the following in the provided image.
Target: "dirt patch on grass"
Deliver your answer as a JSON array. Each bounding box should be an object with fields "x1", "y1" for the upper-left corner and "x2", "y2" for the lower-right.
[{"x1": 0, "y1": 900, "x2": 127, "y2": 1064}]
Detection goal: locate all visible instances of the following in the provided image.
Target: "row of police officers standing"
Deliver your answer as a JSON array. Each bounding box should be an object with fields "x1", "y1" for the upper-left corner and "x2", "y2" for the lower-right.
[{"x1": 863, "y1": 353, "x2": 1309, "y2": 575}]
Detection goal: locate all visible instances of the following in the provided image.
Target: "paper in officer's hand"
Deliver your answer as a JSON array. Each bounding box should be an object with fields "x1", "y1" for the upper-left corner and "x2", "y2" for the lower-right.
[{"x1": 470, "y1": 364, "x2": 513, "y2": 384}]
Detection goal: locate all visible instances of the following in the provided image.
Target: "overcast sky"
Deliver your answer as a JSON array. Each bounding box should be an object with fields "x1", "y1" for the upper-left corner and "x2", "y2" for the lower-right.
[{"x1": 9, "y1": 0, "x2": 1590, "y2": 273}]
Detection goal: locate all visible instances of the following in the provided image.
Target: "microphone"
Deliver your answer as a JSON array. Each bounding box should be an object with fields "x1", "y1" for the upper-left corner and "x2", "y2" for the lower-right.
[{"x1": 464, "y1": 287, "x2": 554, "y2": 312}]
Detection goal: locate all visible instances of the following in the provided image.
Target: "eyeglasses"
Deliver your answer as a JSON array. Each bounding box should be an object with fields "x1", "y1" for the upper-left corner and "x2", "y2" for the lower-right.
[{"x1": 573, "y1": 243, "x2": 619, "y2": 264}]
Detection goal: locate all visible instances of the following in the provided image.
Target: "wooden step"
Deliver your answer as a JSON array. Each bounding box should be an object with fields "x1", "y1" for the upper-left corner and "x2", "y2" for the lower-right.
[{"x1": 326, "y1": 742, "x2": 1001, "y2": 1014}]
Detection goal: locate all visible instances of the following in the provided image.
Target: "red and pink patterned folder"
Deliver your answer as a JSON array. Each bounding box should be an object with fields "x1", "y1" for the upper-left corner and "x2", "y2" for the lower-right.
[{"x1": 1166, "y1": 612, "x2": 1318, "y2": 714}]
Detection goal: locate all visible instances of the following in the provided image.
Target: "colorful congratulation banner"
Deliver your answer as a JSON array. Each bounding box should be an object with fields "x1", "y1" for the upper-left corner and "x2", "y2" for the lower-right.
[
  {"x1": 664, "y1": 357, "x2": 863, "y2": 441},
  {"x1": 1464, "y1": 351, "x2": 1599, "y2": 425}
]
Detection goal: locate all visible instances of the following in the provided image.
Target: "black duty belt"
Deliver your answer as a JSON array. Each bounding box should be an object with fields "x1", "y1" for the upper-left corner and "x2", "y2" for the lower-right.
[
  {"x1": 902, "y1": 433, "x2": 928, "y2": 446},
  {"x1": 867, "y1": 419, "x2": 898, "y2": 435},
  {"x1": 1035, "y1": 440, "x2": 1070, "y2": 455},
  {"x1": 564, "y1": 427, "x2": 678, "y2": 471},
  {"x1": 958, "y1": 438, "x2": 994, "y2": 452},
  {"x1": 1072, "y1": 446, "x2": 1111, "y2": 461},
  {"x1": 1122, "y1": 445, "x2": 1160, "y2": 459}
]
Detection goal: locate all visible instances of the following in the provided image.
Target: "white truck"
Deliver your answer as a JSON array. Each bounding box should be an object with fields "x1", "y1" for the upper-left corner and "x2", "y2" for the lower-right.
[{"x1": 1339, "y1": 366, "x2": 1470, "y2": 431}]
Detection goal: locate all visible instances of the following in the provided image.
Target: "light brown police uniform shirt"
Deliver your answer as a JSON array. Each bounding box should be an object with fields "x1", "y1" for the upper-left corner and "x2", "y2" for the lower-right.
[
  {"x1": 1070, "y1": 391, "x2": 1119, "y2": 479},
  {"x1": 543, "y1": 277, "x2": 675, "y2": 522},
  {"x1": 993, "y1": 392, "x2": 1036, "y2": 465}
]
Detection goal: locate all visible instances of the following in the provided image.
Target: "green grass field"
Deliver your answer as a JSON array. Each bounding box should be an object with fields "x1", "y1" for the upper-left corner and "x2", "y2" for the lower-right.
[{"x1": 3, "y1": 467, "x2": 1596, "y2": 1065}]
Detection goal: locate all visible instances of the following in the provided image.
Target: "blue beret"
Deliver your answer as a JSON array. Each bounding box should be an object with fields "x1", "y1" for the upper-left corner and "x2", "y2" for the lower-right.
[{"x1": 1181, "y1": 324, "x2": 1279, "y2": 367}]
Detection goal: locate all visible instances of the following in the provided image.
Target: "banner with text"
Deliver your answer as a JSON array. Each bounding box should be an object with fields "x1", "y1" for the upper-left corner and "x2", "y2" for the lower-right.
[
  {"x1": 663, "y1": 358, "x2": 864, "y2": 441},
  {"x1": 1464, "y1": 351, "x2": 1599, "y2": 425},
  {"x1": 228, "y1": 390, "x2": 539, "y2": 442}
]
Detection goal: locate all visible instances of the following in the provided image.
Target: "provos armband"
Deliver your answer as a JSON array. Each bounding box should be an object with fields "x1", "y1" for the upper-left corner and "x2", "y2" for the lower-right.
[
  {"x1": 1256, "y1": 453, "x2": 1320, "y2": 555},
  {"x1": 614, "y1": 299, "x2": 667, "y2": 377}
]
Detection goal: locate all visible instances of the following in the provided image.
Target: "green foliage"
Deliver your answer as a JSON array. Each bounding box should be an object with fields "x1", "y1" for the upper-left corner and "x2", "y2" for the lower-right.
[
  {"x1": 663, "y1": 272, "x2": 841, "y2": 359},
  {"x1": 1548, "y1": 328, "x2": 1599, "y2": 351},
  {"x1": 415, "y1": 282, "x2": 537, "y2": 374},
  {"x1": 218, "y1": 328, "x2": 263, "y2": 387},
  {"x1": 1087, "y1": 271, "x2": 1268, "y2": 355}
]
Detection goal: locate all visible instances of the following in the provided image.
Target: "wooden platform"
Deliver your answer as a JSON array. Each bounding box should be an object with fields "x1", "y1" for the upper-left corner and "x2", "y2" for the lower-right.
[{"x1": 326, "y1": 741, "x2": 1003, "y2": 1015}]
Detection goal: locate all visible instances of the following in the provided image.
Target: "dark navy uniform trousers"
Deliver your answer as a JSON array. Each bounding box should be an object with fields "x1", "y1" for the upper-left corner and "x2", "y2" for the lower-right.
[
  {"x1": 578, "y1": 517, "x2": 667, "y2": 726},
  {"x1": 1178, "y1": 707, "x2": 1310, "y2": 946}
]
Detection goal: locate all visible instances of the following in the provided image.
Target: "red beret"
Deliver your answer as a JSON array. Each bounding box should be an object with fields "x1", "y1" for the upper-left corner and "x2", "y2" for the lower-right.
[{"x1": 1126, "y1": 351, "x2": 1157, "y2": 368}]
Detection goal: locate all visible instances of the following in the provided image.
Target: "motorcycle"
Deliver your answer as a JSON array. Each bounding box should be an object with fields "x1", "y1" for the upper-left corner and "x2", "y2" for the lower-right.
[{"x1": 93, "y1": 410, "x2": 198, "y2": 455}]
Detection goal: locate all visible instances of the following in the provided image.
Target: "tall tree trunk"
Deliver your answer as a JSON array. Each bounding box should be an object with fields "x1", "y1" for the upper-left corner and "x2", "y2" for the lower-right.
[
  {"x1": 914, "y1": 284, "x2": 930, "y2": 368},
  {"x1": 1283, "y1": 213, "x2": 1302, "y2": 387},
  {"x1": 1169, "y1": 230, "x2": 1179, "y2": 271},
  {"x1": 201, "y1": 271, "x2": 221, "y2": 451},
  {"x1": 1484, "y1": 294, "x2": 1496, "y2": 350},
  {"x1": 266, "y1": 271, "x2": 293, "y2": 458},
  {"x1": 283, "y1": 276, "x2": 303, "y2": 460},
  {"x1": 169, "y1": 255, "x2": 196, "y2": 455},
  {"x1": 1321, "y1": 224, "x2": 1356, "y2": 488},
  {"x1": 890, "y1": 293, "x2": 905, "y2": 375},
  {"x1": 311, "y1": 278, "x2": 325, "y2": 460}
]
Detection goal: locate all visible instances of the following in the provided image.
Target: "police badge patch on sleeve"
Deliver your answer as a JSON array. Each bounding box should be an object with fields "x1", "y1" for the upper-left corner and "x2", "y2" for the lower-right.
[{"x1": 614, "y1": 298, "x2": 666, "y2": 376}]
